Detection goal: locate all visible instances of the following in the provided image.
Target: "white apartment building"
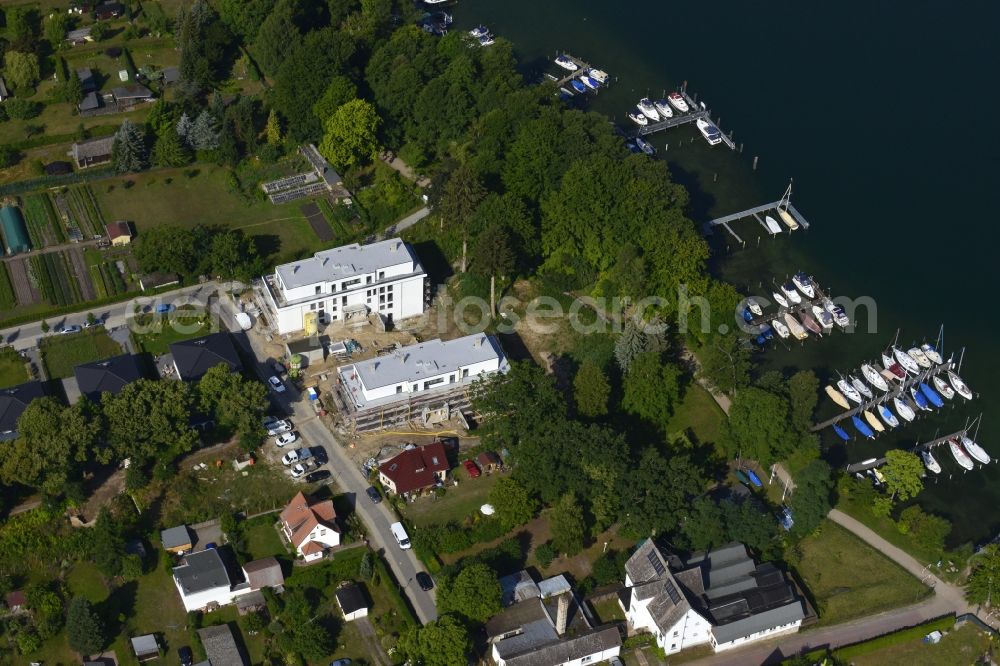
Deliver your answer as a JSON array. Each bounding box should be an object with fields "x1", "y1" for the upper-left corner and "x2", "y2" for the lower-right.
[
  {"x1": 338, "y1": 333, "x2": 508, "y2": 411},
  {"x1": 262, "y1": 238, "x2": 427, "y2": 335}
]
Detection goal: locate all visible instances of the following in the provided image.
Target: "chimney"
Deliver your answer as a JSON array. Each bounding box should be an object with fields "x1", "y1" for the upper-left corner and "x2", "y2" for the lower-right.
[
  {"x1": 474, "y1": 336, "x2": 483, "y2": 348},
  {"x1": 555, "y1": 593, "x2": 570, "y2": 636}
]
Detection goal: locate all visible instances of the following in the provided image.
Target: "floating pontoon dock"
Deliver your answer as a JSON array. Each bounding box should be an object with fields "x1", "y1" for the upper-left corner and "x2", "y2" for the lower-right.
[
  {"x1": 703, "y1": 184, "x2": 810, "y2": 245},
  {"x1": 844, "y1": 427, "x2": 975, "y2": 474}
]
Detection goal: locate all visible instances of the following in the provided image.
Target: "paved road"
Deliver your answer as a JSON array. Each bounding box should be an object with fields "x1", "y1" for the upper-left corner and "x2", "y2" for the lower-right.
[
  {"x1": 685, "y1": 509, "x2": 995, "y2": 665},
  {"x1": 227, "y1": 296, "x2": 438, "y2": 625},
  {"x1": 378, "y1": 206, "x2": 430, "y2": 240}
]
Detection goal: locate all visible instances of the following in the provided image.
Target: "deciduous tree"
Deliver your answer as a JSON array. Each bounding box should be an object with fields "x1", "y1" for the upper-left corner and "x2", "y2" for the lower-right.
[
  {"x1": 4, "y1": 51, "x2": 40, "y2": 90},
  {"x1": 438, "y1": 562, "x2": 501, "y2": 623},
  {"x1": 622, "y1": 352, "x2": 683, "y2": 434},
  {"x1": 397, "y1": 613, "x2": 471, "y2": 666},
  {"x1": 549, "y1": 492, "x2": 586, "y2": 555},
  {"x1": 101, "y1": 380, "x2": 198, "y2": 464},
  {"x1": 487, "y1": 477, "x2": 537, "y2": 530},
  {"x1": 965, "y1": 544, "x2": 1000, "y2": 606},
  {"x1": 789, "y1": 460, "x2": 833, "y2": 538},
  {"x1": 311, "y1": 75, "x2": 358, "y2": 123},
  {"x1": 622, "y1": 449, "x2": 705, "y2": 537},
  {"x1": 573, "y1": 360, "x2": 609, "y2": 418},
  {"x1": 66, "y1": 597, "x2": 105, "y2": 657},
  {"x1": 197, "y1": 364, "x2": 268, "y2": 450},
  {"x1": 318, "y1": 98, "x2": 381, "y2": 169},
  {"x1": 882, "y1": 449, "x2": 924, "y2": 502}
]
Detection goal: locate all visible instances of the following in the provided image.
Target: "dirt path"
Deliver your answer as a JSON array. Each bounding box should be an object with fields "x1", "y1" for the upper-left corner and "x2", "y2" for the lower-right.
[
  {"x1": 354, "y1": 616, "x2": 390, "y2": 666},
  {"x1": 68, "y1": 248, "x2": 97, "y2": 301},
  {"x1": 6, "y1": 257, "x2": 39, "y2": 305},
  {"x1": 0, "y1": 237, "x2": 101, "y2": 264}
]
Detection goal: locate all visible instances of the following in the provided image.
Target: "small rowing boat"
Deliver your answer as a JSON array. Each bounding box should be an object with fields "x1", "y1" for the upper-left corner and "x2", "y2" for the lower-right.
[
  {"x1": 778, "y1": 206, "x2": 799, "y2": 231},
  {"x1": 833, "y1": 423, "x2": 851, "y2": 441},
  {"x1": 864, "y1": 409, "x2": 885, "y2": 433},
  {"x1": 765, "y1": 216, "x2": 782, "y2": 234}
]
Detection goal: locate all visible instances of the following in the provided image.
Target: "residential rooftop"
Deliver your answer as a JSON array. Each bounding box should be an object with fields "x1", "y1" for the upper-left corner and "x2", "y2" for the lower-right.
[
  {"x1": 275, "y1": 237, "x2": 419, "y2": 291},
  {"x1": 173, "y1": 548, "x2": 231, "y2": 595}
]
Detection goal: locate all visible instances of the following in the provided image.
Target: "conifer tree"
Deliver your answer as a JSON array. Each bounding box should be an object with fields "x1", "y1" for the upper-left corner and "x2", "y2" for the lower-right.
[{"x1": 112, "y1": 119, "x2": 148, "y2": 173}]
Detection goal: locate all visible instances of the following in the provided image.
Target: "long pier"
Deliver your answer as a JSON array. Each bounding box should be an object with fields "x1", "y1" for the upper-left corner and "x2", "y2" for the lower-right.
[
  {"x1": 703, "y1": 200, "x2": 811, "y2": 245},
  {"x1": 844, "y1": 428, "x2": 969, "y2": 473},
  {"x1": 635, "y1": 90, "x2": 736, "y2": 149},
  {"x1": 811, "y1": 361, "x2": 956, "y2": 433}
]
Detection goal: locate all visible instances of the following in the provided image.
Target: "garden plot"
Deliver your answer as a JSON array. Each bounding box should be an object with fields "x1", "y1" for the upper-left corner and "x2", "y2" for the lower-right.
[
  {"x1": 53, "y1": 185, "x2": 105, "y2": 240},
  {"x1": 28, "y1": 250, "x2": 96, "y2": 307},
  {"x1": 20, "y1": 194, "x2": 67, "y2": 248},
  {"x1": 6, "y1": 258, "x2": 40, "y2": 306}
]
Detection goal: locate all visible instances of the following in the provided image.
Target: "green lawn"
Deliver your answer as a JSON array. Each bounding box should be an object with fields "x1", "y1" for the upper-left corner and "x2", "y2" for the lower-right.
[
  {"x1": 131, "y1": 310, "x2": 216, "y2": 355},
  {"x1": 0, "y1": 346, "x2": 29, "y2": 388},
  {"x1": 589, "y1": 597, "x2": 626, "y2": 624},
  {"x1": 666, "y1": 383, "x2": 726, "y2": 448},
  {"x1": 400, "y1": 467, "x2": 502, "y2": 528},
  {"x1": 844, "y1": 622, "x2": 994, "y2": 666},
  {"x1": 93, "y1": 166, "x2": 330, "y2": 265},
  {"x1": 788, "y1": 520, "x2": 931, "y2": 626},
  {"x1": 243, "y1": 515, "x2": 290, "y2": 561},
  {"x1": 39, "y1": 328, "x2": 122, "y2": 379}
]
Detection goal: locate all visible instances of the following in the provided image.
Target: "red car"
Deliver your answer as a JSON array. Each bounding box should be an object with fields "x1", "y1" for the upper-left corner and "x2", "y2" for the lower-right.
[{"x1": 463, "y1": 459, "x2": 481, "y2": 478}]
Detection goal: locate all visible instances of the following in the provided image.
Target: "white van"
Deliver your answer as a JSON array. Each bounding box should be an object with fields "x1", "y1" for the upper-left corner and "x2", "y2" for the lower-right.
[{"x1": 390, "y1": 522, "x2": 411, "y2": 549}]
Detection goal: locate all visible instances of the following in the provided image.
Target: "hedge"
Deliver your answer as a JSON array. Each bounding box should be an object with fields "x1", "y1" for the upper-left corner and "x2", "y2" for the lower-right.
[
  {"x1": 373, "y1": 555, "x2": 418, "y2": 628},
  {"x1": 0, "y1": 167, "x2": 115, "y2": 197},
  {"x1": 833, "y1": 615, "x2": 956, "y2": 660}
]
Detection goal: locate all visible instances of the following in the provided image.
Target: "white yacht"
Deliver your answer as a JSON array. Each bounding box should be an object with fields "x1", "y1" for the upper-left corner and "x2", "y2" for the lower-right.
[
  {"x1": 696, "y1": 118, "x2": 722, "y2": 145},
  {"x1": 667, "y1": 92, "x2": 689, "y2": 112}
]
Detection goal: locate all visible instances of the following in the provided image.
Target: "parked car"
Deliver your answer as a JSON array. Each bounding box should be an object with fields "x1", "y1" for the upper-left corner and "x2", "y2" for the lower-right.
[
  {"x1": 290, "y1": 460, "x2": 316, "y2": 478},
  {"x1": 463, "y1": 459, "x2": 481, "y2": 478},
  {"x1": 275, "y1": 431, "x2": 297, "y2": 447},
  {"x1": 178, "y1": 646, "x2": 193, "y2": 666},
  {"x1": 268, "y1": 376, "x2": 286, "y2": 393},
  {"x1": 305, "y1": 470, "x2": 331, "y2": 484},
  {"x1": 60, "y1": 325, "x2": 82, "y2": 335},
  {"x1": 416, "y1": 571, "x2": 434, "y2": 591},
  {"x1": 282, "y1": 447, "x2": 313, "y2": 466},
  {"x1": 312, "y1": 447, "x2": 328, "y2": 465},
  {"x1": 266, "y1": 419, "x2": 292, "y2": 436},
  {"x1": 155, "y1": 303, "x2": 175, "y2": 314},
  {"x1": 365, "y1": 486, "x2": 382, "y2": 504}
]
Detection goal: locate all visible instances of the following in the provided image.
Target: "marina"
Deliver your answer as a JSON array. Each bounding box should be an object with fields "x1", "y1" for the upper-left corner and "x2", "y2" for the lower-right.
[
  {"x1": 545, "y1": 53, "x2": 610, "y2": 90},
  {"x1": 844, "y1": 418, "x2": 989, "y2": 475}
]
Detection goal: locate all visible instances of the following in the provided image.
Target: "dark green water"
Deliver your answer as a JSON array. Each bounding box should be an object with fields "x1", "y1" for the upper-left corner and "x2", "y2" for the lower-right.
[{"x1": 457, "y1": 0, "x2": 1000, "y2": 545}]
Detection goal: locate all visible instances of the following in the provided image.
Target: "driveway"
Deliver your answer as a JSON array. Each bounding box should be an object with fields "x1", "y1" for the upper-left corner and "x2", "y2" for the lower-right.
[{"x1": 226, "y1": 303, "x2": 438, "y2": 624}]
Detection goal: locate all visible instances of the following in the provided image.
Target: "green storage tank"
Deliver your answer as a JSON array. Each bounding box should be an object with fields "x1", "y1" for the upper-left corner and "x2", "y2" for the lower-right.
[{"x1": 0, "y1": 206, "x2": 31, "y2": 255}]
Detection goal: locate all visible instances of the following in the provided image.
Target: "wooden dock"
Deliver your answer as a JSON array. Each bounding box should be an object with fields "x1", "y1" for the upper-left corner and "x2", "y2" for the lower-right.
[
  {"x1": 844, "y1": 428, "x2": 969, "y2": 473},
  {"x1": 635, "y1": 90, "x2": 736, "y2": 149},
  {"x1": 703, "y1": 198, "x2": 811, "y2": 245},
  {"x1": 744, "y1": 277, "x2": 834, "y2": 329},
  {"x1": 811, "y1": 361, "x2": 956, "y2": 433},
  {"x1": 549, "y1": 53, "x2": 597, "y2": 89}
]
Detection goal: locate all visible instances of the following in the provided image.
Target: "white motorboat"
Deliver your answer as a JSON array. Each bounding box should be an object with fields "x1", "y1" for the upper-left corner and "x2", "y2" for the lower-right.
[
  {"x1": 949, "y1": 438, "x2": 975, "y2": 470},
  {"x1": 777, "y1": 206, "x2": 799, "y2": 231},
  {"x1": 893, "y1": 397, "x2": 916, "y2": 421},
  {"x1": 812, "y1": 305, "x2": 833, "y2": 329},
  {"x1": 792, "y1": 272, "x2": 815, "y2": 299},
  {"x1": 830, "y1": 306, "x2": 850, "y2": 328},
  {"x1": 469, "y1": 25, "x2": 490, "y2": 38},
  {"x1": 554, "y1": 55, "x2": 578, "y2": 71},
  {"x1": 920, "y1": 343, "x2": 943, "y2": 365},
  {"x1": 748, "y1": 298, "x2": 763, "y2": 316},
  {"x1": 772, "y1": 291, "x2": 789, "y2": 308},
  {"x1": 627, "y1": 112, "x2": 648, "y2": 126},
  {"x1": 637, "y1": 98, "x2": 660, "y2": 121},
  {"x1": 588, "y1": 69, "x2": 609, "y2": 84},
  {"x1": 478, "y1": 33, "x2": 495, "y2": 46},
  {"x1": 961, "y1": 436, "x2": 991, "y2": 465},
  {"x1": 907, "y1": 347, "x2": 932, "y2": 369},
  {"x1": 765, "y1": 216, "x2": 782, "y2": 234},
  {"x1": 861, "y1": 364, "x2": 890, "y2": 392},
  {"x1": 580, "y1": 75, "x2": 600, "y2": 90},
  {"x1": 667, "y1": 92, "x2": 689, "y2": 112},
  {"x1": 947, "y1": 371, "x2": 973, "y2": 400},
  {"x1": 837, "y1": 378, "x2": 863, "y2": 404},
  {"x1": 850, "y1": 375, "x2": 873, "y2": 400},
  {"x1": 696, "y1": 118, "x2": 722, "y2": 145},
  {"x1": 921, "y1": 450, "x2": 942, "y2": 474},
  {"x1": 892, "y1": 347, "x2": 921, "y2": 375},
  {"x1": 932, "y1": 375, "x2": 955, "y2": 400},
  {"x1": 653, "y1": 99, "x2": 674, "y2": 118},
  {"x1": 783, "y1": 313, "x2": 808, "y2": 340},
  {"x1": 771, "y1": 318, "x2": 790, "y2": 339},
  {"x1": 780, "y1": 283, "x2": 802, "y2": 305}
]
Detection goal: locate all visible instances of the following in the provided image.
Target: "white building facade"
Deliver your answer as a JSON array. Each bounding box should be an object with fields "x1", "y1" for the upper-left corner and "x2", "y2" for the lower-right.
[
  {"x1": 623, "y1": 570, "x2": 712, "y2": 655},
  {"x1": 262, "y1": 238, "x2": 427, "y2": 335},
  {"x1": 338, "y1": 334, "x2": 508, "y2": 410}
]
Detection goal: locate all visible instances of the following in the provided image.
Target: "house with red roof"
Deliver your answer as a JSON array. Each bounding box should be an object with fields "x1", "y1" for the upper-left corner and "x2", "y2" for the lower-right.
[
  {"x1": 378, "y1": 442, "x2": 450, "y2": 496},
  {"x1": 279, "y1": 491, "x2": 340, "y2": 562}
]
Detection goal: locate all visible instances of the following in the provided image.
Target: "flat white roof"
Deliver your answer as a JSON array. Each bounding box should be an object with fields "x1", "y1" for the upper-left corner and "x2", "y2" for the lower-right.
[
  {"x1": 275, "y1": 238, "x2": 419, "y2": 290},
  {"x1": 349, "y1": 334, "x2": 504, "y2": 391}
]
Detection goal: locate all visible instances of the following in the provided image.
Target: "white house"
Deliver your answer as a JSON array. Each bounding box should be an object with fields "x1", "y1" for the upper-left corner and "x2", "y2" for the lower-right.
[
  {"x1": 261, "y1": 238, "x2": 427, "y2": 335},
  {"x1": 279, "y1": 491, "x2": 340, "y2": 562},
  {"x1": 172, "y1": 549, "x2": 250, "y2": 612},
  {"x1": 338, "y1": 333, "x2": 508, "y2": 410},
  {"x1": 621, "y1": 541, "x2": 805, "y2": 656}
]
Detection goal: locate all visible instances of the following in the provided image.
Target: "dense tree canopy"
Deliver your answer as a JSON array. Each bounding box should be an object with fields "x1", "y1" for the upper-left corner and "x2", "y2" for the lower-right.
[
  {"x1": 101, "y1": 380, "x2": 199, "y2": 465},
  {"x1": 438, "y1": 562, "x2": 502, "y2": 623},
  {"x1": 789, "y1": 460, "x2": 834, "y2": 537},
  {"x1": 398, "y1": 613, "x2": 471, "y2": 666},
  {"x1": 882, "y1": 450, "x2": 925, "y2": 502},
  {"x1": 965, "y1": 544, "x2": 999, "y2": 605},
  {"x1": 318, "y1": 99, "x2": 381, "y2": 169}
]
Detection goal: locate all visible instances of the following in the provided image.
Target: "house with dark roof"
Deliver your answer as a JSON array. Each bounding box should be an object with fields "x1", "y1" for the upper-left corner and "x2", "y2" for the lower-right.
[
  {"x1": 44, "y1": 161, "x2": 74, "y2": 176},
  {"x1": 161, "y1": 525, "x2": 193, "y2": 553},
  {"x1": 77, "y1": 68, "x2": 97, "y2": 93},
  {"x1": 197, "y1": 624, "x2": 248, "y2": 666},
  {"x1": 4, "y1": 590, "x2": 27, "y2": 615},
  {"x1": 66, "y1": 25, "x2": 94, "y2": 45},
  {"x1": 242, "y1": 557, "x2": 283, "y2": 591},
  {"x1": 279, "y1": 491, "x2": 340, "y2": 562},
  {"x1": 621, "y1": 541, "x2": 805, "y2": 655},
  {"x1": 130, "y1": 633, "x2": 159, "y2": 661},
  {"x1": 170, "y1": 333, "x2": 241, "y2": 381},
  {"x1": 71, "y1": 135, "x2": 115, "y2": 169},
  {"x1": 486, "y1": 570, "x2": 621, "y2": 666},
  {"x1": 111, "y1": 84, "x2": 154, "y2": 110},
  {"x1": 335, "y1": 583, "x2": 369, "y2": 621},
  {"x1": 378, "y1": 441, "x2": 449, "y2": 496},
  {"x1": 172, "y1": 548, "x2": 254, "y2": 612},
  {"x1": 0, "y1": 381, "x2": 46, "y2": 441},
  {"x1": 74, "y1": 353, "x2": 143, "y2": 402}
]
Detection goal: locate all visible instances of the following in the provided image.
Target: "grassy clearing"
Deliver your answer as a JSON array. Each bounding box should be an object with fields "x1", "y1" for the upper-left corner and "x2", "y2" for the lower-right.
[
  {"x1": 92, "y1": 166, "x2": 326, "y2": 264},
  {"x1": 131, "y1": 309, "x2": 216, "y2": 355},
  {"x1": 0, "y1": 347, "x2": 29, "y2": 388},
  {"x1": 400, "y1": 467, "x2": 502, "y2": 528},
  {"x1": 843, "y1": 621, "x2": 993, "y2": 665},
  {"x1": 39, "y1": 327, "x2": 122, "y2": 379},
  {"x1": 788, "y1": 519, "x2": 931, "y2": 626},
  {"x1": 243, "y1": 515, "x2": 290, "y2": 561},
  {"x1": 666, "y1": 383, "x2": 726, "y2": 449},
  {"x1": 589, "y1": 596, "x2": 626, "y2": 624}
]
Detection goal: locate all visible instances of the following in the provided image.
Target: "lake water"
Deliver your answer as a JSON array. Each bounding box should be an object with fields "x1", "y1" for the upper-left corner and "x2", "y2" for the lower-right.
[{"x1": 456, "y1": 0, "x2": 1000, "y2": 545}]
